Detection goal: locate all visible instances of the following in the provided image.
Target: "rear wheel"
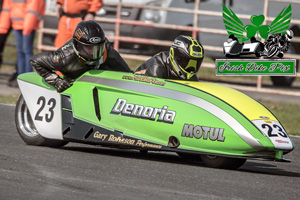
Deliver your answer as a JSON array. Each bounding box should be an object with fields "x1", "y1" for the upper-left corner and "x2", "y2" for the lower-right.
[
  {"x1": 200, "y1": 155, "x2": 246, "y2": 169},
  {"x1": 15, "y1": 95, "x2": 68, "y2": 147}
]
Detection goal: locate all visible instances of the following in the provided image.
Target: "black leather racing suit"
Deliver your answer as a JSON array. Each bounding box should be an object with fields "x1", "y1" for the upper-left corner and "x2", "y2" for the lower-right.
[
  {"x1": 30, "y1": 38, "x2": 131, "y2": 88},
  {"x1": 135, "y1": 51, "x2": 198, "y2": 81}
]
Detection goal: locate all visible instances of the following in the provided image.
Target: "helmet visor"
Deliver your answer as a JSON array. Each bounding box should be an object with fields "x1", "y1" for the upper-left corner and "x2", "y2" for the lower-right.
[{"x1": 76, "y1": 42, "x2": 105, "y2": 61}]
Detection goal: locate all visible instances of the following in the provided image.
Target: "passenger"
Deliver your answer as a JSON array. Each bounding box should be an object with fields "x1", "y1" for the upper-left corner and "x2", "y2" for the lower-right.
[
  {"x1": 30, "y1": 21, "x2": 131, "y2": 92},
  {"x1": 261, "y1": 30, "x2": 293, "y2": 58},
  {"x1": 135, "y1": 35, "x2": 204, "y2": 81},
  {"x1": 55, "y1": 0, "x2": 103, "y2": 48}
]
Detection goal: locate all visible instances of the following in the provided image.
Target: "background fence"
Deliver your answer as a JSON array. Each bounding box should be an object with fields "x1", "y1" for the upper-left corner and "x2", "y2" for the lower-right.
[{"x1": 37, "y1": 0, "x2": 300, "y2": 96}]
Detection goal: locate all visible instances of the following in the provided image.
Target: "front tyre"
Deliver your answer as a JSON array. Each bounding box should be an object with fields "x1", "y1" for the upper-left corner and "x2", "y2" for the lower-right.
[
  {"x1": 201, "y1": 155, "x2": 246, "y2": 169},
  {"x1": 15, "y1": 95, "x2": 68, "y2": 147}
]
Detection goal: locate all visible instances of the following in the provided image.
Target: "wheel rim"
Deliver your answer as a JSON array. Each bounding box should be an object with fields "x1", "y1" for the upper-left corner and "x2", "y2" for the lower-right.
[{"x1": 17, "y1": 97, "x2": 39, "y2": 137}]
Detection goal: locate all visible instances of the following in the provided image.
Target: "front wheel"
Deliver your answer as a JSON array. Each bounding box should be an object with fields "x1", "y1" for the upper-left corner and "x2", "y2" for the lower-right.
[
  {"x1": 200, "y1": 155, "x2": 246, "y2": 169},
  {"x1": 15, "y1": 95, "x2": 68, "y2": 147}
]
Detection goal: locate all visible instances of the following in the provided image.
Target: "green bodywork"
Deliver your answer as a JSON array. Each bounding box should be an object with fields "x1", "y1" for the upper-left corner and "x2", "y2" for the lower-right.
[{"x1": 18, "y1": 71, "x2": 294, "y2": 159}]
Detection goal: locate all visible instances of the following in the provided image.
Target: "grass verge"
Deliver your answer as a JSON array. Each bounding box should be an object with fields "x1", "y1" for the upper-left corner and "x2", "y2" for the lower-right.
[
  {"x1": 261, "y1": 100, "x2": 300, "y2": 136},
  {"x1": 0, "y1": 95, "x2": 19, "y2": 105}
]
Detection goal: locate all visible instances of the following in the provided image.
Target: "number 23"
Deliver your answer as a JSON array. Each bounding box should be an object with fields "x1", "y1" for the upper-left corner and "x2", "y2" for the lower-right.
[
  {"x1": 261, "y1": 123, "x2": 287, "y2": 138},
  {"x1": 34, "y1": 96, "x2": 56, "y2": 122}
]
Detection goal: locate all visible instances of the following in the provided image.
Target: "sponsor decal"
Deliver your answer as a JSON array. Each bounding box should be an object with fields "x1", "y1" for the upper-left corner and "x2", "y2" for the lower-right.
[
  {"x1": 93, "y1": 131, "x2": 108, "y2": 141},
  {"x1": 75, "y1": 28, "x2": 83, "y2": 40},
  {"x1": 53, "y1": 55, "x2": 59, "y2": 63},
  {"x1": 89, "y1": 37, "x2": 101, "y2": 44},
  {"x1": 111, "y1": 98, "x2": 176, "y2": 124},
  {"x1": 275, "y1": 140, "x2": 289, "y2": 144},
  {"x1": 264, "y1": 120, "x2": 272, "y2": 124},
  {"x1": 135, "y1": 140, "x2": 162, "y2": 149},
  {"x1": 92, "y1": 132, "x2": 163, "y2": 149},
  {"x1": 259, "y1": 116, "x2": 270, "y2": 119},
  {"x1": 181, "y1": 124, "x2": 225, "y2": 142},
  {"x1": 108, "y1": 135, "x2": 135, "y2": 145},
  {"x1": 122, "y1": 75, "x2": 166, "y2": 86}
]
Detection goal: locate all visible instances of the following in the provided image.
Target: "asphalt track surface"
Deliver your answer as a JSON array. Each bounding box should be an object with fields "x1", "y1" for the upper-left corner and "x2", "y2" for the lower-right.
[{"x1": 1, "y1": 104, "x2": 299, "y2": 200}]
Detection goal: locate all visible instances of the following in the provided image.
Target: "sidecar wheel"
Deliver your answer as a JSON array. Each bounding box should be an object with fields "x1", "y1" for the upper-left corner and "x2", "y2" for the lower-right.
[
  {"x1": 201, "y1": 155, "x2": 246, "y2": 169},
  {"x1": 15, "y1": 95, "x2": 68, "y2": 148}
]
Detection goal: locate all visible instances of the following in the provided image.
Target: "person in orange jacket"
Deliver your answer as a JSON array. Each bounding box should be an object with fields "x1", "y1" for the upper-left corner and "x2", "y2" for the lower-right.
[
  {"x1": 55, "y1": 0, "x2": 103, "y2": 48},
  {"x1": 0, "y1": 0, "x2": 17, "y2": 87},
  {"x1": 0, "y1": 0, "x2": 45, "y2": 77},
  {"x1": 0, "y1": 0, "x2": 10, "y2": 67}
]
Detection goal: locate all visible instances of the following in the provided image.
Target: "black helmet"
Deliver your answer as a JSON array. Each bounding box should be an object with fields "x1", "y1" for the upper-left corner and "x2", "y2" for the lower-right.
[
  {"x1": 73, "y1": 21, "x2": 106, "y2": 64},
  {"x1": 169, "y1": 35, "x2": 204, "y2": 80}
]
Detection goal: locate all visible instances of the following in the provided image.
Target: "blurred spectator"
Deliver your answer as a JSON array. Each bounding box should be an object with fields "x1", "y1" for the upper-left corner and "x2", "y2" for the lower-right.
[
  {"x1": 0, "y1": 0, "x2": 16, "y2": 87},
  {"x1": 55, "y1": 0, "x2": 103, "y2": 48},
  {"x1": 0, "y1": 0, "x2": 11, "y2": 67},
  {"x1": 0, "y1": 0, "x2": 45, "y2": 87}
]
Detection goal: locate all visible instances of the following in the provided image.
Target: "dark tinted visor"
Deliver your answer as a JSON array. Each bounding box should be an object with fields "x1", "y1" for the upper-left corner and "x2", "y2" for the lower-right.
[
  {"x1": 175, "y1": 52, "x2": 201, "y2": 73},
  {"x1": 76, "y1": 42, "x2": 104, "y2": 61}
]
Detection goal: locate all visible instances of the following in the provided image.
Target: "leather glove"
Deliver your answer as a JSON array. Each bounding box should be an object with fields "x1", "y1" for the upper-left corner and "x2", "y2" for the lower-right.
[{"x1": 54, "y1": 78, "x2": 72, "y2": 92}]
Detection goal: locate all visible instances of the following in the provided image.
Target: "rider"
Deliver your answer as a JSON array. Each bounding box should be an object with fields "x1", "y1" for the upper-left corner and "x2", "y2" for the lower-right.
[
  {"x1": 262, "y1": 30, "x2": 293, "y2": 58},
  {"x1": 134, "y1": 35, "x2": 204, "y2": 81},
  {"x1": 31, "y1": 20, "x2": 131, "y2": 92}
]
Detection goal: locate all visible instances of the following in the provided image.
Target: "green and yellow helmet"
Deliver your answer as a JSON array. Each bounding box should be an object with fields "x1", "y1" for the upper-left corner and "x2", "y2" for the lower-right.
[{"x1": 169, "y1": 35, "x2": 204, "y2": 80}]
